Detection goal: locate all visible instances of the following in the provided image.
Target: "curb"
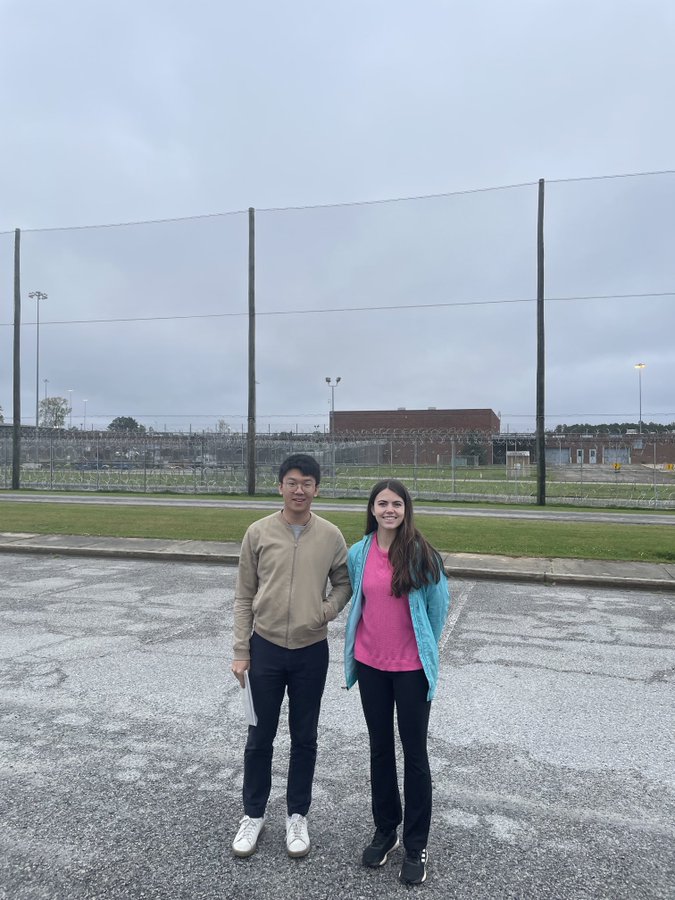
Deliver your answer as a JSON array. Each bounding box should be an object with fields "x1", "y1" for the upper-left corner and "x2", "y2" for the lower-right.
[
  {"x1": 444, "y1": 565, "x2": 675, "y2": 592},
  {"x1": 0, "y1": 543, "x2": 240, "y2": 566},
  {"x1": 2, "y1": 542, "x2": 675, "y2": 593}
]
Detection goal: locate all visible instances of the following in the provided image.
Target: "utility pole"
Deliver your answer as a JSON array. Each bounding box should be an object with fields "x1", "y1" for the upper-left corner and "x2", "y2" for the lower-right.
[
  {"x1": 536, "y1": 179, "x2": 546, "y2": 506},
  {"x1": 247, "y1": 208, "x2": 256, "y2": 495},
  {"x1": 12, "y1": 230, "x2": 21, "y2": 489}
]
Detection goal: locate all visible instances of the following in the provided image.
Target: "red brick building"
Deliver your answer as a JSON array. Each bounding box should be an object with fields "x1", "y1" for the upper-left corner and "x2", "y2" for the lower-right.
[
  {"x1": 332, "y1": 408, "x2": 500, "y2": 434},
  {"x1": 330, "y1": 408, "x2": 500, "y2": 466}
]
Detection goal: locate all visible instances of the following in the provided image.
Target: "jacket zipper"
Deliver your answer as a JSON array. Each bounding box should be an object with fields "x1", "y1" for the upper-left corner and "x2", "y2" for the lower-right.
[{"x1": 285, "y1": 532, "x2": 299, "y2": 646}]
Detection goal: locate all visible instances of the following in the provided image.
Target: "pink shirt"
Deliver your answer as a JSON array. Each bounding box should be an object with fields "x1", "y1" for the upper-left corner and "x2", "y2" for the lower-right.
[{"x1": 354, "y1": 536, "x2": 422, "y2": 672}]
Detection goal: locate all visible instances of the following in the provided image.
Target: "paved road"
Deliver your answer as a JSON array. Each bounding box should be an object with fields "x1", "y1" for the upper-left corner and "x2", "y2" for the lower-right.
[
  {"x1": 1, "y1": 490, "x2": 674, "y2": 526},
  {"x1": 1, "y1": 554, "x2": 673, "y2": 899}
]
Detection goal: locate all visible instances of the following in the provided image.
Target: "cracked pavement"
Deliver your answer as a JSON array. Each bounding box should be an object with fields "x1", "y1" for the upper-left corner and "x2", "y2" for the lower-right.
[{"x1": 0, "y1": 554, "x2": 673, "y2": 899}]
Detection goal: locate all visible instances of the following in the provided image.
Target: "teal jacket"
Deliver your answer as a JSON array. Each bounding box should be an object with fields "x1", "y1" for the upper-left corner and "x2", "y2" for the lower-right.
[{"x1": 344, "y1": 533, "x2": 450, "y2": 701}]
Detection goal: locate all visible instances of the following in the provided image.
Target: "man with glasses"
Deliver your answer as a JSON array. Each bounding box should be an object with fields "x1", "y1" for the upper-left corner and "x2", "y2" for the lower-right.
[{"x1": 231, "y1": 454, "x2": 350, "y2": 859}]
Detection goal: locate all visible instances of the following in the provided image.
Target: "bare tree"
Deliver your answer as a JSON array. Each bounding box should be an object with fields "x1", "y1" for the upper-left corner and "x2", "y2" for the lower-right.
[{"x1": 39, "y1": 396, "x2": 69, "y2": 428}]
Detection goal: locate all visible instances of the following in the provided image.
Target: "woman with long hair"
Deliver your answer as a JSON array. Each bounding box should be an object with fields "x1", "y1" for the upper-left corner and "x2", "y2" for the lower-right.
[{"x1": 344, "y1": 479, "x2": 450, "y2": 886}]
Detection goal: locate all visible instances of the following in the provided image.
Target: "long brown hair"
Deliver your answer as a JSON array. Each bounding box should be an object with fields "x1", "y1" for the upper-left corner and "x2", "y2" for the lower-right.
[{"x1": 365, "y1": 479, "x2": 443, "y2": 597}]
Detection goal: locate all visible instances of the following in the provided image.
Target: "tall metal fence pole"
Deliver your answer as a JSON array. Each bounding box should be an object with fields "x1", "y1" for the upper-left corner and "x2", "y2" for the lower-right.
[
  {"x1": 12, "y1": 228, "x2": 21, "y2": 489},
  {"x1": 247, "y1": 207, "x2": 256, "y2": 495},
  {"x1": 536, "y1": 178, "x2": 546, "y2": 505}
]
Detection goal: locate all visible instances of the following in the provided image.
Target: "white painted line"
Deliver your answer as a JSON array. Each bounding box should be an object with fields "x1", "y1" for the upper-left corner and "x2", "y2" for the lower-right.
[{"x1": 439, "y1": 581, "x2": 474, "y2": 651}]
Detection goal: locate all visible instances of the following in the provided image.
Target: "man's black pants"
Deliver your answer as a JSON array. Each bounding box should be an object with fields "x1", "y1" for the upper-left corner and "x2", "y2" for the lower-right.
[{"x1": 243, "y1": 632, "x2": 329, "y2": 818}]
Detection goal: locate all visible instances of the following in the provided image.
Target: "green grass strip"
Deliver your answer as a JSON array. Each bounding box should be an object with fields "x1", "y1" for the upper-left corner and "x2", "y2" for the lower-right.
[{"x1": 1, "y1": 501, "x2": 673, "y2": 563}]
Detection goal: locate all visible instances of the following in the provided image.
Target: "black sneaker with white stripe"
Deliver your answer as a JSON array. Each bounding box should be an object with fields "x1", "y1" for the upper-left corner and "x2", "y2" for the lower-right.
[{"x1": 399, "y1": 847, "x2": 427, "y2": 884}]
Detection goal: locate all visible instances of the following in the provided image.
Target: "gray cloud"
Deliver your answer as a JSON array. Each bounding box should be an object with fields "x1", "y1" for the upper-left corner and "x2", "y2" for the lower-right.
[{"x1": 1, "y1": 0, "x2": 674, "y2": 432}]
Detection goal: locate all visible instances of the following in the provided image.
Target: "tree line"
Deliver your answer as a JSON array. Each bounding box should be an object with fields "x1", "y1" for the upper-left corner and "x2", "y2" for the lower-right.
[
  {"x1": 4, "y1": 397, "x2": 234, "y2": 435},
  {"x1": 551, "y1": 422, "x2": 675, "y2": 434}
]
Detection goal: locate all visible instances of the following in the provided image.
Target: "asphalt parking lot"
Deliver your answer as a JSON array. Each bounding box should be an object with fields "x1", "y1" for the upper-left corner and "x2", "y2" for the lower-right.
[{"x1": 0, "y1": 553, "x2": 673, "y2": 900}]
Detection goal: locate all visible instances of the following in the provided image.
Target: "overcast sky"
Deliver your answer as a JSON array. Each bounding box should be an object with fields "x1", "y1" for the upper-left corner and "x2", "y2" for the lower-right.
[{"x1": 1, "y1": 0, "x2": 674, "y2": 434}]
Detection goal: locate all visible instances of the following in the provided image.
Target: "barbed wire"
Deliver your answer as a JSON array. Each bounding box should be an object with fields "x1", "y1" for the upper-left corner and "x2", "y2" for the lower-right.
[
  {"x1": 3, "y1": 426, "x2": 674, "y2": 441},
  {"x1": 4, "y1": 410, "x2": 674, "y2": 424},
  {"x1": 4, "y1": 409, "x2": 674, "y2": 427}
]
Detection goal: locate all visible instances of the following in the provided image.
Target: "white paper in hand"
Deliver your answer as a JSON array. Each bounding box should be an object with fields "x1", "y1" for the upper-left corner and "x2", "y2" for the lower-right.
[{"x1": 241, "y1": 670, "x2": 258, "y2": 726}]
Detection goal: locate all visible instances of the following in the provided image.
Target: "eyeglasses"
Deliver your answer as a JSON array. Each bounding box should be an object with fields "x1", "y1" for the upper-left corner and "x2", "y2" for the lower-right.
[{"x1": 282, "y1": 479, "x2": 316, "y2": 492}]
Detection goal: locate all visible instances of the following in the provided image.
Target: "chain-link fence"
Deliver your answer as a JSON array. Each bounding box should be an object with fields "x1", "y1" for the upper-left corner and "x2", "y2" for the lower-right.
[{"x1": 2, "y1": 428, "x2": 674, "y2": 508}]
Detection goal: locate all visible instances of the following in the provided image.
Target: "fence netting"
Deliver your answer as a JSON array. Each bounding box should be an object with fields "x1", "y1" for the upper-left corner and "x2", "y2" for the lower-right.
[{"x1": 2, "y1": 172, "x2": 674, "y2": 508}]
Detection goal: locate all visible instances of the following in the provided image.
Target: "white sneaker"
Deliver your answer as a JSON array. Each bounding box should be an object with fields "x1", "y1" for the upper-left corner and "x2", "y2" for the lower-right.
[
  {"x1": 232, "y1": 815, "x2": 265, "y2": 858},
  {"x1": 286, "y1": 813, "x2": 310, "y2": 858}
]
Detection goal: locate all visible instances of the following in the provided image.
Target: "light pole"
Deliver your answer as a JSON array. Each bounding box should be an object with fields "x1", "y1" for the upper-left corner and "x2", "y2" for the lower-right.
[
  {"x1": 83, "y1": 399, "x2": 88, "y2": 431},
  {"x1": 325, "y1": 377, "x2": 341, "y2": 489},
  {"x1": 42, "y1": 379, "x2": 49, "y2": 427},
  {"x1": 28, "y1": 290, "x2": 48, "y2": 427},
  {"x1": 68, "y1": 390, "x2": 73, "y2": 428},
  {"x1": 634, "y1": 362, "x2": 646, "y2": 434},
  {"x1": 325, "y1": 376, "x2": 341, "y2": 430}
]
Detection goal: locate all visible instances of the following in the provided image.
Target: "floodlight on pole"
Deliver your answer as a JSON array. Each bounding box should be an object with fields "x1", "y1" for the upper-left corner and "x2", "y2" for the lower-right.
[
  {"x1": 634, "y1": 362, "x2": 646, "y2": 434},
  {"x1": 28, "y1": 290, "x2": 48, "y2": 427},
  {"x1": 325, "y1": 377, "x2": 341, "y2": 489},
  {"x1": 325, "y1": 377, "x2": 341, "y2": 429}
]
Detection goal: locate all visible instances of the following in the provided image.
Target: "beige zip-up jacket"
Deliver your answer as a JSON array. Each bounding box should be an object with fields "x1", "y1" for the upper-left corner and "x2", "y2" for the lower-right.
[{"x1": 233, "y1": 511, "x2": 351, "y2": 659}]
